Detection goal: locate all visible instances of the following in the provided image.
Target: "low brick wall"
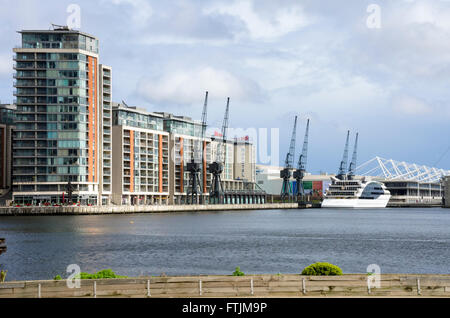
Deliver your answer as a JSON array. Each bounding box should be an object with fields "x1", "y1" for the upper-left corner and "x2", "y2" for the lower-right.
[
  {"x1": 0, "y1": 203, "x2": 298, "y2": 216},
  {"x1": 1, "y1": 274, "x2": 449, "y2": 298}
]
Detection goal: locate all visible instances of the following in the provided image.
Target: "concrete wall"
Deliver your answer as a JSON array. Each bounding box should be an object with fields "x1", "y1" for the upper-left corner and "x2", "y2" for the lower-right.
[
  {"x1": 0, "y1": 203, "x2": 298, "y2": 216},
  {"x1": 111, "y1": 125, "x2": 123, "y2": 204},
  {"x1": 444, "y1": 176, "x2": 450, "y2": 208},
  {"x1": 1, "y1": 274, "x2": 449, "y2": 298}
]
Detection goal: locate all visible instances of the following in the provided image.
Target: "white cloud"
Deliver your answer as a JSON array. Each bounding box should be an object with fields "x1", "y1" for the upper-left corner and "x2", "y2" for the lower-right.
[
  {"x1": 401, "y1": 1, "x2": 450, "y2": 30},
  {"x1": 244, "y1": 56, "x2": 305, "y2": 90},
  {"x1": 392, "y1": 95, "x2": 432, "y2": 115},
  {"x1": 105, "y1": 0, "x2": 153, "y2": 27},
  {"x1": 136, "y1": 35, "x2": 230, "y2": 46},
  {"x1": 205, "y1": 0, "x2": 312, "y2": 41},
  {"x1": 136, "y1": 66, "x2": 263, "y2": 105}
]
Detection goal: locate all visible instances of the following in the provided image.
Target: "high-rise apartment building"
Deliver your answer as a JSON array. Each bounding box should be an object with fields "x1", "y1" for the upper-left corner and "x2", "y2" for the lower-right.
[
  {"x1": 112, "y1": 103, "x2": 170, "y2": 205},
  {"x1": 12, "y1": 27, "x2": 102, "y2": 205}
]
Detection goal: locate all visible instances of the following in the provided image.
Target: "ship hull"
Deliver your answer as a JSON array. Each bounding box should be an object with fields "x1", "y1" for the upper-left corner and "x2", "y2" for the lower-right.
[{"x1": 321, "y1": 195, "x2": 391, "y2": 208}]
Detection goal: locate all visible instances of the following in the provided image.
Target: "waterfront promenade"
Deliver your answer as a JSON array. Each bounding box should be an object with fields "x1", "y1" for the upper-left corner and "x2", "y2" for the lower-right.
[
  {"x1": 0, "y1": 203, "x2": 298, "y2": 216},
  {"x1": 1, "y1": 274, "x2": 449, "y2": 298}
]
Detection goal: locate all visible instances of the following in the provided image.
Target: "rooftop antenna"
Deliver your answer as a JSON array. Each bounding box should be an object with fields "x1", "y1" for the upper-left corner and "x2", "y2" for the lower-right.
[{"x1": 51, "y1": 24, "x2": 70, "y2": 31}]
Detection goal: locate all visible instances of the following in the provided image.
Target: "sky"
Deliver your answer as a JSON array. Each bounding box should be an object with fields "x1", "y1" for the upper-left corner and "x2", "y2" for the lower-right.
[{"x1": 1, "y1": 0, "x2": 450, "y2": 174}]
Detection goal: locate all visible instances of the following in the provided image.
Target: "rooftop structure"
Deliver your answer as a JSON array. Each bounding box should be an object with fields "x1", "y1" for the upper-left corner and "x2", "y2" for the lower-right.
[
  {"x1": 355, "y1": 156, "x2": 450, "y2": 183},
  {"x1": 155, "y1": 112, "x2": 203, "y2": 138}
]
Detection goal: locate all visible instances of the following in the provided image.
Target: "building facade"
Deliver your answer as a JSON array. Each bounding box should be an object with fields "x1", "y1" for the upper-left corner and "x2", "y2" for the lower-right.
[
  {"x1": 382, "y1": 180, "x2": 443, "y2": 206},
  {"x1": 112, "y1": 103, "x2": 170, "y2": 205},
  {"x1": 0, "y1": 104, "x2": 16, "y2": 203},
  {"x1": 12, "y1": 27, "x2": 103, "y2": 205},
  {"x1": 233, "y1": 139, "x2": 256, "y2": 183},
  {"x1": 99, "y1": 64, "x2": 112, "y2": 205},
  {"x1": 158, "y1": 112, "x2": 212, "y2": 204}
]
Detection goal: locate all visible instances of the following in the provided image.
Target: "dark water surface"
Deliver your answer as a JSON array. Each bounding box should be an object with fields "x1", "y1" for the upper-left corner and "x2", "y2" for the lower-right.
[{"x1": 0, "y1": 208, "x2": 449, "y2": 281}]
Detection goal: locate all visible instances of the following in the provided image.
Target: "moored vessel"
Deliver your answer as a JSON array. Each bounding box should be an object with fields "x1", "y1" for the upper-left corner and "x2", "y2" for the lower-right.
[{"x1": 321, "y1": 176, "x2": 391, "y2": 208}]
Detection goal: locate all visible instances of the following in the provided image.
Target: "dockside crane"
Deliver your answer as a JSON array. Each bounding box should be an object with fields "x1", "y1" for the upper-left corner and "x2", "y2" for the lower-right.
[
  {"x1": 347, "y1": 133, "x2": 359, "y2": 180},
  {"x1": 293, "y1": 118, "x2": 310, "y2": 202},
  {"x1": 280, "y1": 116, "x2": 297, "y2": 202},
  {"x1": 208, "y1": 97, "x2": 230, "y2": 204},
  {"x1": 186, "y1": 91, "x2": 208, "y2": 204},
  {"x1": 337, "y1": 130, "x2": 350, "y2": 180}
]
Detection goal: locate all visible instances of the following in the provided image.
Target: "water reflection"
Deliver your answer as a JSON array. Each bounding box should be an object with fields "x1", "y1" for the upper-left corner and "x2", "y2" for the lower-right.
[{"x1": 0, "y1": 208, "x2": 449, "y2": 280}]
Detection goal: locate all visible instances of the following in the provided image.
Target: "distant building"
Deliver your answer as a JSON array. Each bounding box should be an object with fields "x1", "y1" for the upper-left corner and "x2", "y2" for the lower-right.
[
  {"x1": 382, "y1": 180, "x2": 443, "y2": 206},
  {"x1": 233, "y1": 139, "x2": 256, "y2": 183},
  {"x1": 255, "y1": 164, "x2": 333, "y2": 196},
  {"x1": 0, "y1": 104, "x2": 16, "y2": 203}
]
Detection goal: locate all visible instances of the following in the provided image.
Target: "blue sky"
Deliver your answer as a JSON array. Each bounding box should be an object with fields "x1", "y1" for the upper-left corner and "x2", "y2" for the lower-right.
[{"x1": 1, "y1": 0, "x2": 450, "y2": 173}]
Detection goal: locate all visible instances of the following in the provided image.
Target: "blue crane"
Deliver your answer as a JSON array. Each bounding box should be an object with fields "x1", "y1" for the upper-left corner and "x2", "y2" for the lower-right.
[
  {"x1": 186, "y1": 91, "x2": 208, "y2": 204},
  {"x1": 208, "y1": 97, "x2": 230, "y2": 204},
  {"x1": 293, "y1": 118, "x2": 310, "y2": 201},
  {"x1": 347, "y1": 132, "x2": 359, "y2": 180},
  {"x1": 337, "y1": 130, "x2": 350, "y2": 180}
]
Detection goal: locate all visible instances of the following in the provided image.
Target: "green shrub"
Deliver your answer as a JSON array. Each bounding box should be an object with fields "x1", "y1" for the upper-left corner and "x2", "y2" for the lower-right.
[
  {"x1": 0, "y1": 270, "x2": 7, "y2": 282},
  {"x1": 76, "y1": 269, "x2": 128, "y2": 279},
  {"x1": 232, "y1": 267, "x2": 245, "y2": 276},
  {"x1": 301, "y1": 262, "x2": 343, "y2": 276},
  {"x1": 54, "y1": 269, "x2": 127, "y2": 280}
]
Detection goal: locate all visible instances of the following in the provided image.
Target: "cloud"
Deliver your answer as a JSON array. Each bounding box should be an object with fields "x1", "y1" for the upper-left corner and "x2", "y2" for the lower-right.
[
  {"x1": 205, "y1": 0, "x2": 312, "y2": 41},
  {"x1": 392, "y1": 95, "x2": 432, "y2": 115},
  {"x1": 105, "y1": 0, "x2": 153, "y2": 27},
  {"x1": 136, "y1": 66, "x2": 263, "y2": 105},
  {"x1": 400, "y1": 1, "x2": 450, "y2": 30},
  {"x1": 102, "y1": 0, "x2": 242, "y2": 45}
]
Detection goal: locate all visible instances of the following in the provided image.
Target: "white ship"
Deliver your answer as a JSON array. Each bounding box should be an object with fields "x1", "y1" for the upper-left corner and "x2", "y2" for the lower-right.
[{"x1": 321, "y1": 176, "x2": 391, "y2": 208}]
